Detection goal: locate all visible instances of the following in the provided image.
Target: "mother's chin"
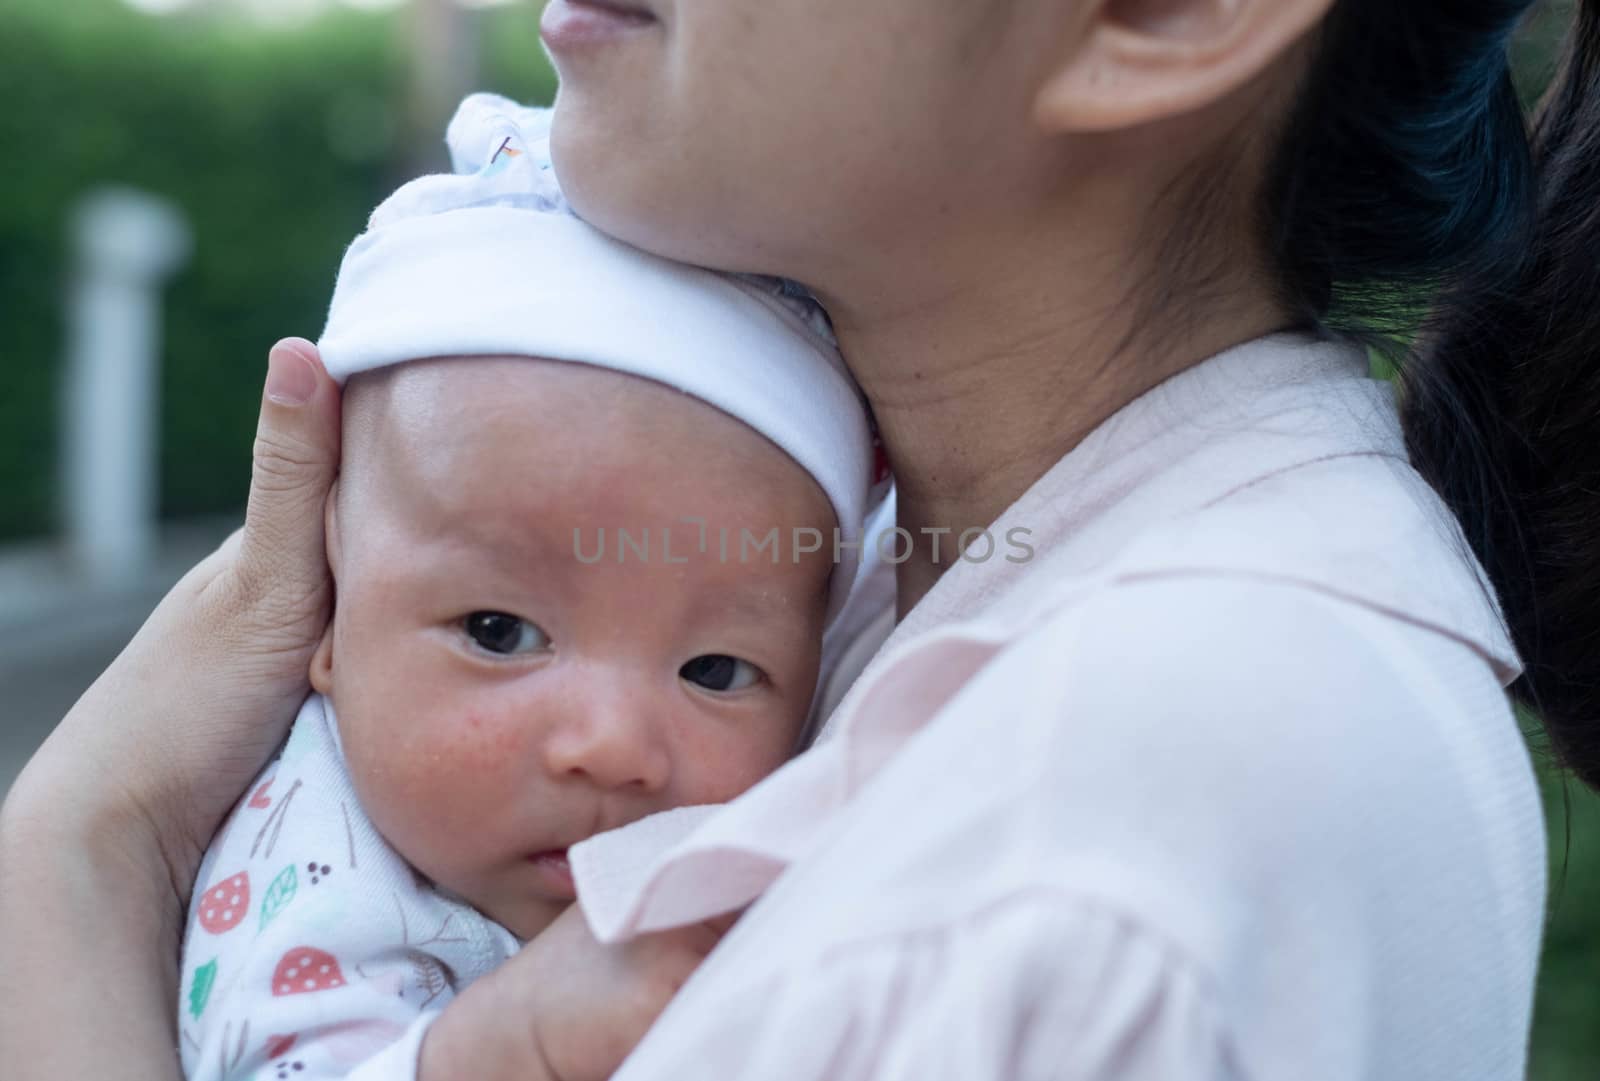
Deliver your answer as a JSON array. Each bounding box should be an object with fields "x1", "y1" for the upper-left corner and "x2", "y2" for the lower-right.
[
  {"x1": 538, "y1": 0, "x2": 1057, "y2": 310},
  {"x1": 545, "y1": 92, "x2": 789, "y2": 281},
  {"x1": 539, "y1": 4, "x2": 733, "y2": 272}
]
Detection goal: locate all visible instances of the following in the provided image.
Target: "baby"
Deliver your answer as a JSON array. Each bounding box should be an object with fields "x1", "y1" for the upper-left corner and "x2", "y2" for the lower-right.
[{"x1": 176, "y1": 95, "x2": 878, "y2": 1080}]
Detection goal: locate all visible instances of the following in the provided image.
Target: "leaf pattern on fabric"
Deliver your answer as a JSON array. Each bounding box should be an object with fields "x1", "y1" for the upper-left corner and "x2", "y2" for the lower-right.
[
  {"x1": 217, "y1": 1017, "x2": 249, "y2": 1077},
  {"x1": 251, "y1": 779, "x2": 303, "y2": 861},
  {"x1": 260, "y1": 864, "x2": 298, "y2": 931},
  {"x1": 409, "y1": 953, "x2": 450, "y2": 1008},
  {"x1": 188, "y1": 958, "x2": 218, "y2": 1019}
]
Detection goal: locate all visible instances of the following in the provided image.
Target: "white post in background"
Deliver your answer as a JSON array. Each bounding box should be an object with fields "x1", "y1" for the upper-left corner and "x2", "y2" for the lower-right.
[
  {"x1": 402, "y1": 0, "x2": 479, "y2": 176},
  {"x1": 61, "y1": 187, "x2": 191, "y2": 587}
]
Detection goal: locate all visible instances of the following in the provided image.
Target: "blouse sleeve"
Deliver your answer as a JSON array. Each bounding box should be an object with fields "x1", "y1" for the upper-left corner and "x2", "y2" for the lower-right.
[
  {"x1": 843, "y1": 894, "x2": 1246, "y2": 1081},
  {"x1": 625, "y1": 890, "x2": 1244, "y2": 1081}
]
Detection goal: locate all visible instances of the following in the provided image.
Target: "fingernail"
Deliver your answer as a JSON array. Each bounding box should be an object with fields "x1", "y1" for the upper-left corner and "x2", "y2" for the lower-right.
[{"x1": 266, "y1": 344, "x2": 316, "y2": 406}]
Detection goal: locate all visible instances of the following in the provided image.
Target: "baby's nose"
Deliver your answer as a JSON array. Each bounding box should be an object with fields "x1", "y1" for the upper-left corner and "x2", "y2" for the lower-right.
[{"x1": 539, "y1": 691, "x2": 672, "y2": 794}]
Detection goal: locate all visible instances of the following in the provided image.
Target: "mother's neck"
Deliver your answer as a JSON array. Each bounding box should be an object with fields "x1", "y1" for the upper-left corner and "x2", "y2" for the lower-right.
[{"x1": 818, "y1": 189, "x2": 1294, "y2": 618}]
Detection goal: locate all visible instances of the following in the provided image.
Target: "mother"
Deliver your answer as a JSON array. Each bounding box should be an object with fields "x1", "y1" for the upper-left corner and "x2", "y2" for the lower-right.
[{"x1": 6, "y1": 0, "x2": 1600, "y2": 1077}]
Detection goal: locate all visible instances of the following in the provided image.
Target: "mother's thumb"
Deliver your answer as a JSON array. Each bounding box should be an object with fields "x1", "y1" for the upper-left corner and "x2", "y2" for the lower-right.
[{"x1": 236, "y1": 338, "x2": 342, "y2": 606}]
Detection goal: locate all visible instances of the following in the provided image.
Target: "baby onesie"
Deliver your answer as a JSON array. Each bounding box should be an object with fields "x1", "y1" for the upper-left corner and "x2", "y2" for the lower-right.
[{"x1": 177, "y1": 694, "x2": 520, "y2": 1081}]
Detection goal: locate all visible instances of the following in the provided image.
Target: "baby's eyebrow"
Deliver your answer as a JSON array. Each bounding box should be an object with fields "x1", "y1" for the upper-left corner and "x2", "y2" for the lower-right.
[
  {"x1": 429, "y1": 507, "x2": 567, "y2": 556},
  {"x1": 704, "y1": 583, "x2": 814, "y2": 628}
]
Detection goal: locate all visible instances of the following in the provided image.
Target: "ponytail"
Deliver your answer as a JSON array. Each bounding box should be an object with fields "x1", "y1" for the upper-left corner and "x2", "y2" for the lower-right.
[
  {"x1": 1406, "y1": 0, "x2": 1600, "y2": 786},
  {"x1": 1267, "y1": 0, "x2": 1600, "y2": 786}
]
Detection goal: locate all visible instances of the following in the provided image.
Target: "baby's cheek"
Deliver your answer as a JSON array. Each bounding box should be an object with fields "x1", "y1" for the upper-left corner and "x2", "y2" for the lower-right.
[
  {"x1": 453, "y1": 709, "x2": 530, "y2": 767},
  {"x1": 680, "y1": 725, "x2": 795, "y2": 804},
  {"x1": 345, "y1": 710, "x2": 527, "y2": 863}
]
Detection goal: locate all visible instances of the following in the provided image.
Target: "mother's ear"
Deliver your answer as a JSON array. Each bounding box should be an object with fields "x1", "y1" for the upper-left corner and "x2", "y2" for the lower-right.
[{"x1": 1033, "y1": 0, "x2": 1333, "y2": 134}]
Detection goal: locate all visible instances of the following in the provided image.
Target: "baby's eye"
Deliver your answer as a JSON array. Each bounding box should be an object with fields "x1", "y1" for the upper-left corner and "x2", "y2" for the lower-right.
[
  {"x1": 463, "y1": 611, "x2": 550, "y2": 656},
  {"x1": 680, "y1": 654, "x2": 762, "y2": 693}
]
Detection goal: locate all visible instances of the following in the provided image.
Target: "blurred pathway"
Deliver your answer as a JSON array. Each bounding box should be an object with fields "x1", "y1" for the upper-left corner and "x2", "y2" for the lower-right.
[{"x1": 0, "y1": 518, "x2": 234, "y2": 798}]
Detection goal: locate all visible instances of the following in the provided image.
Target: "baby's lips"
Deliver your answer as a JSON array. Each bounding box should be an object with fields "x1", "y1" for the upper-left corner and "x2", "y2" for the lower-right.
[{"x1": 526, "y1": 848, "x2": 577, "y2": 897}]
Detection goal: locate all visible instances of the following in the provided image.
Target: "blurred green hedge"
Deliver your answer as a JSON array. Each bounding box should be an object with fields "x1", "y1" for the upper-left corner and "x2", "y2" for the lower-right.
[
  {"x1": 0, "y1": 2, "x2": 1576, "y2": 544},
  {"x1": 0, "y1": 0, "x2": 553, "y2": 540}
]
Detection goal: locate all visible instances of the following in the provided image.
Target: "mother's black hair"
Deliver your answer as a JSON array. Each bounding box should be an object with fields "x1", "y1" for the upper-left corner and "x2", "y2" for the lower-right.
[{"x1": 1264, "y1": 0, "x2": 1600, "y2": 787}]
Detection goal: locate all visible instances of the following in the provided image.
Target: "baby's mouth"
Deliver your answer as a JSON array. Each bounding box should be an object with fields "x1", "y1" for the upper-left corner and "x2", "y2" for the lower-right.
[{"x1": 525, "y1": 848, "x2": 576, "y2": 898}]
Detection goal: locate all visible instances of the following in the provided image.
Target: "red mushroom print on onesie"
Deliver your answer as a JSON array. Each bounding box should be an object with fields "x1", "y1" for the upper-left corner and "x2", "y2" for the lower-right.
[
  {"x1": 271, "y1": 948, "x2": 346, "y2": 996},
  {"x1": 198, "y1": 872, "x2": 251, "y2": 935}
]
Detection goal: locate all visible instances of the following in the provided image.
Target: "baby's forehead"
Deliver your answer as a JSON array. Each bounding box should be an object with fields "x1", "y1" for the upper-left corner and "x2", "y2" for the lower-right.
[
  {"x1": 350, "y1": 355, "x2": 732, "y2": 431},
  {"x1": 346, "y1": 356, "x2": 696, "y2": 466},
  {"x1": 343, "y1": 359, "x2": 631, "y2": 509},
  {"x1": 351, "y1": 355, "x2": 637, "y2": 421},
  {"x1": 340, "y1": 356, "x2": 833, "y2": 526},
  {"x1": 336, "y1": 359, "x2": 838, "y2": 622}
]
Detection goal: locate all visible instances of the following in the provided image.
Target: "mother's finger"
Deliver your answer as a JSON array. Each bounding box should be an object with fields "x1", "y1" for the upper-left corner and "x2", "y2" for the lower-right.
[{"x1": 231, "y1": 338, "x2": 342, "y2": 628}]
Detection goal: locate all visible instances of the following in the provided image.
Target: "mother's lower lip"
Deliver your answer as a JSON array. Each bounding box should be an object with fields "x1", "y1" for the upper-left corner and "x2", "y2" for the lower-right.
[{"x1": 540, "y1": 0, "x2": 657, "y2": 52}]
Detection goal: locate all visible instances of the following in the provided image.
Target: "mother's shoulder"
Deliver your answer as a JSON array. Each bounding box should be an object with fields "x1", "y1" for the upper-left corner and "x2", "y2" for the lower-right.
[
  {"x1": 980, "y1": 569, "x2": 1537, "y2": 897},
  {"x1": 1075, "y1": 447, "x2": 1520, "y2": 684},
  {"x1": 942, "y1": 571, "x2": 1544, "y2": 1048},
  {"x1": 968, "y1": 558, "x2": 1528, "y2": 852}
]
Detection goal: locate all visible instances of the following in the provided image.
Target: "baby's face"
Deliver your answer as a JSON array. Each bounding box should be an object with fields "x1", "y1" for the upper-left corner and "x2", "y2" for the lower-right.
[{"x1": 312, "y1": 357, "x2": 835, "y2": 940}]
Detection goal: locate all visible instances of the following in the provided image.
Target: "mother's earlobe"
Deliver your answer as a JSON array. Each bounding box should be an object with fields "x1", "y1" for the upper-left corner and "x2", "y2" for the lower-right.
[{"x1": 1031, "y1": 0, "x2": 1333, "y2": 134}]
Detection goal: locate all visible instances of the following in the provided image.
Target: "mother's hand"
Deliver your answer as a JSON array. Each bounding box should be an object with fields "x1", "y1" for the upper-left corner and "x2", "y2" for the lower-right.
[
  {"x1": 0, "y1": 339, "x2": 341, "y2": 1080},
  {"x1": 421, "y1": 904, "x2": 740, "y2": 1081}
]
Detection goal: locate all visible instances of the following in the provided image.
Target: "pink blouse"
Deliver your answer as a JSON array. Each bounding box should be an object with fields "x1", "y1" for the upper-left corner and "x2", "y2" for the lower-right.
[{"x1": 569, "y1": 331, "x2": 1545, "y2": 1080}]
